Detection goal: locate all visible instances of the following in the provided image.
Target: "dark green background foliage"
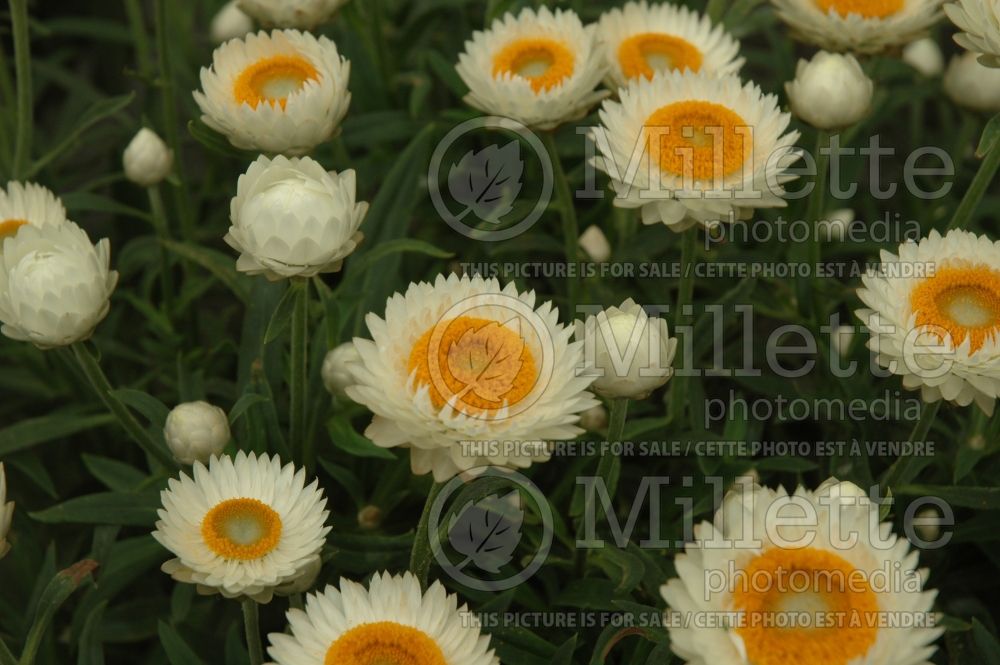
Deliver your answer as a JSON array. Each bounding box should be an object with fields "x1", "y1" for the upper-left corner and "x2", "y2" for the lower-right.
[{"x1": 0, "y1": 0, "x2": 998, "y2": 663}]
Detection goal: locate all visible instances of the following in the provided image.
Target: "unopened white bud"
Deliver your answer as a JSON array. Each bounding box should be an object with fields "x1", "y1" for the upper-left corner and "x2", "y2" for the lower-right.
[
  {"x1": 211, "y1": 1, "x2": 254, "y2": 44},
  {"x1": 579, "y1": 404, "x2": 608, "y2": 431},
  {"x1": 903, "y1": 38, "x2": 944, "y2": 77},
  {"x1": 944, "y1": 52, "x2": 1000, "y2": 113},
  {"x1": 322, "y1": 342, "x2": 361, "y2": 398},
  {"x1": 821, "y1": 209, "x2": 854, "y2": 241},
  {"x1": 579, "y1": 225, "x2": 611, "y2": 262},
  {"x1": 123, "y1": 128, "x2": 173, "y2": 187},
  {"x1": 164, "y1": 401, "x2": 230, "y2": 465}
]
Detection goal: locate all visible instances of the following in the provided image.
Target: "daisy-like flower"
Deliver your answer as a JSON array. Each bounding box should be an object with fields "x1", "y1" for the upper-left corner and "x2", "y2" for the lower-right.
[
  {"x1": 238, "y1": 0, "x2": 349, "y2": 30},
  {"x1": 0, "y1": 221, "x2": 117, "y2": 348},
  {"x1": 857, "y1": 229, "x2": 1000, "y2": 415},
  {"x1": 346, "y1": 273, "x2": 598, "y2": 481},
  {"x1": 0, "y1": 463, "x2": 13, "y2": 559},
  {"x1": 662, "y1": 477, "x2": 942, "y2": 665},
  {"x1": 592, "y1": 70, "x2": 800, "y2": 231},
  {"x1": 946, "y1": 0, "x2": 1000, "y2": 66},
  {"x1": 0, "y1": 181, "x2": 67, "y2": 240},
  {"x1": 771, "y1": 0, "x2": 944, "y2": 53},
  {"x1": 226, "y1": 155, "x2": 367, "y2": 280},
  {"x1": 267, "y1": 571, "x2": 498, "y2": 665},
  {"x1": 152, "y1": 452, "x2": 330, "y2": 603},
  {"x1": 455, "y1": 6, "x2": 607, "y2": 130},
  {"x1": 194, "y1": 30, "x2": 350, "y2": 155},
  {"x1": 596, "y1": 1, "x2": 743, "y2": 90}
]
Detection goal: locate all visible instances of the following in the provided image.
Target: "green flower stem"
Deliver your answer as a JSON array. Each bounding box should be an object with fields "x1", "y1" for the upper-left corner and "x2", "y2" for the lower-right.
[
  {"x1": 947, "y1": 132, "x2": 1000, "y2": 231},
  {"x1": 71, "y1": 343, "x2": 174, "y2": 468},
  {"x1": 289, "y1": 279, "x2": 310, "y2": 466},
  {"x1": 880, "y1": 400, "x2": 941, "y2": 494},
  {"x1": 542, "y1": 131, "x2": 580, "y2": 316},
  {"x1": 409, "y1": 480, "x2": 446, "y2": 588},
  {"x1": 574, "y1": 398, "x2": 629, "y2": 546},
  {"x1": 147, "y1": 186, "x2": 175, "y2": 314},
  {"x1": 668, "y1": 228, "x2": 696, "y2": 425},
  {"x1": 803, "y1": 129, "x2": 830, "y2": 325},
  {"x1": 9, "y1": 0, "x2": 32, "y2": 179},
  {"x1": 241, "y1": 598, "x2": 264, "y2": 665}
]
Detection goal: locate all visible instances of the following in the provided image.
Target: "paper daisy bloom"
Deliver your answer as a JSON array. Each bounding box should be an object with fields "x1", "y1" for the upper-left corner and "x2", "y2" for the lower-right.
[
  {"x1": 164, "y1": 401, "x2": 231, "y2": 465},
  {"x1": 123, "y1": 128, "x2": 173, "y2": 187},
  {"x1": 0, "y1": 181, "x2": 67, "y2": 240},
  {"x1": 194, "y1": 29, "x2": 350, "y2": 155},
  {"x1": 857, "y1": 229, "x2": 1000, "y2": 414},
  {"x1": 786, "y1": 51, "x2": 874, "y2": 129},
  {"x1": 455, "y1": 6, "x2": 607, "y2": 130},
  {"x1": 946, "y1": 0, "x2": 1000, "y2": 66},
  {"x1": 575, "y1": 299, "x2": 677, "y2": 400},
  {"x1": 0, "y1": 463, "x2": 13, "y2": 559},
  {"x1": 322, "y1": 341, "x2": 360, "y2": 398},
  {"x1": 0, "y1": 221, "x2": 117, "y2": 348},
  {"x1": 661, "y1": 477, "x2": 942, "y2": 665},
  {"x1": 346, "y1": 273, "x2": 599, "y2": 481},
  {"x1": 596, "y1": 1, "x2": 743, "y2": 90},
  {"x1": 238, "y1": 0, "x2": 348, "y2": 30},
  {"x1": 226, "y1": 155, "x2": 367, "y2": 280},
  {"x1": 592, "y1": 70, "x2": 800, "y2": 231},
  {"x1": 943, "y1": 51, "x2": 1000, "y2": 111},
  {"x1": 771, "y1": 0, "x2": 944, "y2": 53},
  {"x1": 266, "y1": 572, "x2": 498, "y2": 665},
  {"x1": 153, "y1": 452, "x2": 330, "y2": 603}
]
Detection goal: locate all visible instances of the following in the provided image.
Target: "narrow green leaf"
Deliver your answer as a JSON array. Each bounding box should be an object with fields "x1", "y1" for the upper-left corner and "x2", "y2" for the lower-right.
[
  {"x1": 161, "y1": 239, "x2": 251, "y2": 303},
  {"x1": 20, "y1": 560, "x2": 99, "y2": 665},
  {"x1": 972, "y1": 619, "x2": 1000, "y2": 665},
  {"x1": 977, "y1": 112, "x2": 1000, "y2": 158},
  {"x1": 29, "y1": 93, "x2": 135, "y2": 176},
  {"x1": 30, "y1": 492, "x2": 161, "y2": 526},
  {"x1": 896, "y1": 485, "x2": 1000, "y2": 510},
  {"x1": 228, "y1": 393, "x2": 270, "y2": 425},
  {"x1": 346, "y1": 238, "x2": 454, "y2": 276},
  {"x1": 0, "y1": 413, "x2": 114, "y2": 456},
  {"x1": 158, "y1": 621, "x2": 207, "y2": 665},
  {"x1": 82, "y1": 454, "x2": 147, "y2": 493},
  {"x1": 264, "y1": 282, "x2": 297, "y2": 344},
  {"x1": 328, "y1": 416, "x2": 396, "y2": 460},
  {"x1": 108, "y1": 389, "x2": 170, "y2": 430}
]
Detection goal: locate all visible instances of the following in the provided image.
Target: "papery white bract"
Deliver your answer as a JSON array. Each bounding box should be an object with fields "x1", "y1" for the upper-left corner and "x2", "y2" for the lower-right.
[{"x1": 946, "y1": 0, "x2": 1000, "y2": 67}]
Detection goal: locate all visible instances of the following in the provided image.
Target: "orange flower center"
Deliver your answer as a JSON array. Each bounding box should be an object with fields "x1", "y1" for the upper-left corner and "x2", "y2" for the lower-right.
[
  {"x1": 406, "y1": 315, "x2": 539, "y2": 416},
  {"x1": 492, "y1": 37, "x2": 576, "y2": 92},
  {"x1": 325, "y1": 622, "x2": 447, "y2": 665},
  {"x1": 645, "y1": 100, "x2": 750, "y2": 180},
  {"x1": 233, "y1": 55, "x2": 320, "y2": 109},
  {"x1": 733, "y1": 547, "x2": 879, "y2": 665},
  {"x1": 618, "y1": 33, "x2": 703, "y2": 80},
  {"x1": 815, "y1": 0, "x2": 904, "y2": 18},
  {"x1": 0, "y1": 219, "x2": 28, "y2": 240},
  {"x1": 201, "y1": 498, "x2": 282, "y2": 560},
  {"x1": 911, "y1": 265, "x2": 1000, "y2": 352}
]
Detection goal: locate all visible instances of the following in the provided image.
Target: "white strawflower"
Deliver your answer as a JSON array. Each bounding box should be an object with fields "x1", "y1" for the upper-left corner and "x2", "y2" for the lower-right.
[
  {"x1": 194, "y1": 30, "x2": 351, "y2": 155},
  {"x1": 578, "y1": 225, "x2": 611, "y2": 262},
  {"x1": 322, "y1": 341, "x2": 360, "y2": 397},
  {"x1": 0, "y1": 463, "x2": 13, "y2": 559},
  {"x1": 946, "y1": 0, "x2": 1000, "y2": 67},
  {"x1": 771, "y1": 0, "x2": 944, "y2": 53},
  {"x1": 122, "y1": 128, "x2": 173, "y2": 188},
  {"x1": 903, "y1": 37, "x2": 945, "y2": 75},
  {"x1": 0, "y1": 181, "x2": 67, "y2": 240},
  {"x1": 164, "y1": 401, "x2": 231, "y2": 465},
  {"x1": 227, "y1": 155, "x2": 367, "y2": 280},
  {"x1": 944, "y1": 51, "x2": 1000, "y2": 111},
  {"x1": 238, "y1": 0, "x2": 348, "y2": 30},
  {"x1": 786, "y1": 51, "x2": 874, "y2": 129},
  {"x1": 0, "y1": 222, "x2": 117, "y2": 348},
  {"x1": 575, "y1": 298, "x2": 677, "y2": 399},
  {"x1": 211, "y1": 1, "x2": 254, "y2": 44}
]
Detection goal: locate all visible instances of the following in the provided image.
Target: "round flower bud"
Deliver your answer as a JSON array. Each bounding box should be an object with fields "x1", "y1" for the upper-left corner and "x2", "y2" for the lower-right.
[
  {"x1": 579, "y1": 404, "x2": 608, "y2": 432},
  {"x1": 821, "y1": 208, "x2": 854, "y2": 242},
  {"x1": 237, "y1": 0, "x2": 348, "y2": 30},
  {"x1": 227, "y1": 155, "x2": 368, "y2": 280},
  {"x1": 944, "y1": 52, "x2": 1000, "y2": 113},
  {"x1": 575, "y1": 299, "x2": 678, "y2": 400},
  {"x1": 164, "y1": 401, "x2": 231, "y2": 465},
  {"x1": 357, "y1": 505, "x2": 383, "y2": 531},
  {"x1": 579, "y1": 225, "x2": 611, "y2": 262},
  {"x1": 0, "y1": 463, "x2": 13, "y2": 559},
  {"x1": 786, "y1": 51, "x2": 873, "y2": 130},
  {"x1": 211, "y1": 1, "x2": 254, "y2": 44},
  {"x1": 0, "y1": 222, "x2": 117, "y2": 348},
  {"x1": 913, "y1": 507, "x2": 941, "y2": 542},
  {"x1": 322, "y1": 341, "x2": 360, "y2": 397},
  {"x1": 122, "y1": 128, "x2": 173, "y2": 187},
  {"x1": 903, "y1": 38, "x2": 944, "y2": 77}
]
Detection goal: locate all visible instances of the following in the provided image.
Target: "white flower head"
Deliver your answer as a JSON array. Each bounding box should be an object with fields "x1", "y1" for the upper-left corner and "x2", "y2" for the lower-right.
[
  {"x1": 592, "y1": 70, "x2": 801, "y2": 231},
  {"x1": 946, "y1": 0, "x2": 1000, "y2": 67},
  {"x1": 227, "y1": 155, "x2": 367, "y2": 280},
  {"x1": 771, "y1": 0, "x2": 945, "y2": 53},
  {"x1": 574, "y1": 298, "x2": 677, "y2": 400},
  {"x1": 596, "y1": 1, "x2": 743, "y2": 90},
  {"x1": 152, "y1": 452, "x2": 330, "y2": 603},
  {"x1": 322, "y1": 341, "x2": 361, "y2": 398},
  {"x1": 456, "y1": 6, "x2": 608, "y2": 130},
  {"x1": 238, "y1": 0, "x2": 349, "y2": 30},
  {"x1": 211, "y1": 1, "x2": 254, "y2": 44},
  {"x1": 0, "y1": 181, "x2": 67, "y2": 240},
  {"x1": 786, "y1": 51, "x2": 874, "y2": 129},
  {"x1": 944, "y1": 51, "x2": 1000, "y2": 111},
  {"x1": 856, "y1": 228, "x2": 1000, "y2": 415},
  {"x1": 0, "y1": 222, "x2": 117, "y2": 348},
  {"x1": 346, "y1": 273, "x2": 598, "y2": 481},
  {"x1": 661, "y1": 477, "x2": 941, "y2": 665},
  {"x1": 194, "y1": 29, "x2": 351, "y2": 155},
  {"x1": 266, "y1": 572, "x2": 498, "y2": 665},
  {"x1": 123, "y1": 128, "x2": 174, "y2": 187},
  {"x1": 0, "y1": 463, "x2": 13, "y2": 559},
  {"x1": 164, "y1": 401, "x2": 231, "y2": 465},
  {"x1": 903, "y1": 36, "x2": 945, "y2": 75}
]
